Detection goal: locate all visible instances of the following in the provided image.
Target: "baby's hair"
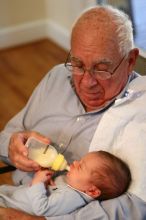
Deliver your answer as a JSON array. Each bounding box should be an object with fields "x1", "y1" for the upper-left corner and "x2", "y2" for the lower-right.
[{"x1": 91, "y1": 150, "x2": 131, "y2": 201}]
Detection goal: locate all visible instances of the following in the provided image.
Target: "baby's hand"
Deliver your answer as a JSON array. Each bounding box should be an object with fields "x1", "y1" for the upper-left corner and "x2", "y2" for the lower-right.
[{"x1": 31, "y1": 169, "x2": 54, "y2": 186}]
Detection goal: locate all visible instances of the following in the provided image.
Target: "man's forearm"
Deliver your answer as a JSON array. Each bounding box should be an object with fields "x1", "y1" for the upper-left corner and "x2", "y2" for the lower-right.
[{"x1": 0, "y1": 207, "x2": 45, "y2": 220}]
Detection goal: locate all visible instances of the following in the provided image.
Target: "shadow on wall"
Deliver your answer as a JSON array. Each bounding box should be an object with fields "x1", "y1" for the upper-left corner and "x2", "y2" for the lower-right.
[{"x1": 135, "y1": 55, "x2": 146, "y2": 76}]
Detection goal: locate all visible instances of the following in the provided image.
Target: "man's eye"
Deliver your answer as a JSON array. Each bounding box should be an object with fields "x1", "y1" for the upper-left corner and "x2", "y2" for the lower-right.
[
  {"x1": 71, "y1": 58, "x2": 83, "y2": 67},
  {"x1": 93, "y1": 63, "x2": 108, "y2": 72},
  {"x1": 72, "y1": 62, "x2": 83, "y2": 68},
  {"x1": 76, "y1": 66, "x2": 83, "y2": 70}
]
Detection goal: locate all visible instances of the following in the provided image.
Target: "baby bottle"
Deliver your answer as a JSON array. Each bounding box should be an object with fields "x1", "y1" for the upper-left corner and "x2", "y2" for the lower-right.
[{"x1": 25, "y1": 137, "x2": 70, "y2": 171}]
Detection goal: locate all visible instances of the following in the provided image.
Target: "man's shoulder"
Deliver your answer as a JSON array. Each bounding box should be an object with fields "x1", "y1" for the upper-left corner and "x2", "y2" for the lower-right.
[
  {"x1": 48, "y1": 64, "x2": 70, "y2": 77},
  {"x1": 129, "y1": 74, "x2": 146, "y2": 91},
  {"x1": 37, "y1": 64, "x2": 70, "y2": 89}
]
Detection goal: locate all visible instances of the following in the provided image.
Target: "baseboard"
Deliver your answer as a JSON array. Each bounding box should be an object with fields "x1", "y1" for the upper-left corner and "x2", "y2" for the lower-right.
[
  {"x1": 0, "y1": 20, "x2": 48, "y2": 49},
  {"x1": 0, "y1": 19, "x2": 70, "y2": 50},
  {"x1": 46, "y1": 20, "x2": 70, "y2": 51}
]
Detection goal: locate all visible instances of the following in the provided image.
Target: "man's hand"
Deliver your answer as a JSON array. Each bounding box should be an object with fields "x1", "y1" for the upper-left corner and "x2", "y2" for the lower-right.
[
  {"x1": 0, "y1": 207, "x2": 45, "y2": 220},
  {"x1": 9, "y1": 131, "x2": 50, "y2": 172}
]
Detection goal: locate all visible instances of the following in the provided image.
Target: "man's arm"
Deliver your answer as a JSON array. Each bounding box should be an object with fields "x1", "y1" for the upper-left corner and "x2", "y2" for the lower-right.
[
  {"x1": 0, "y1": 71, "x2": 52, "y2": 171},
  {"x1": 0, "y1": 207, "x2": 45, "y2": 220}
]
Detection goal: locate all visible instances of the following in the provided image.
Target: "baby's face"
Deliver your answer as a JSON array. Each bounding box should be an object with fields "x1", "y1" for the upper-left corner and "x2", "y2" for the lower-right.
[{"x1": 66, "y1": 152, "x2": 100, "y2": 192}]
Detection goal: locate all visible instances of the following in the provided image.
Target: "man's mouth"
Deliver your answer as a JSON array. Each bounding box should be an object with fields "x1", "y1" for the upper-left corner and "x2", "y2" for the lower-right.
[{"x1": 82, "y1": 92, "x2": 102, "y2": 100}]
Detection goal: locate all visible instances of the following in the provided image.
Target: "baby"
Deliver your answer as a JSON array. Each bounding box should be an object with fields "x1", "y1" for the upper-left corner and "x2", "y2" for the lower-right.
[{"x1": 0, "y1": 150, "x2": 131, "y2": 216}]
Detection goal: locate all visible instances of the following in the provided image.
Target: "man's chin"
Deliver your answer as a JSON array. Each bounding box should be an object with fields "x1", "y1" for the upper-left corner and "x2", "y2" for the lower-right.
[{"x1": 83, "y1": 100, "x2": 105, "y2": 111}]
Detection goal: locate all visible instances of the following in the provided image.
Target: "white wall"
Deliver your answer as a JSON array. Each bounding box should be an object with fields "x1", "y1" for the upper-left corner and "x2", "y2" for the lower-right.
[
  {"x1": 0, "y1": 0, "x2": 47, "y2": 48},
  {"x1": 43, "y1": 0, "x2": 83, "y2": 50},
  {"x1": 0, "y1": 0, "x2": 96, "y2": 50},
  {"x1": 45, "y1": 0, "x2": 83, "y2": 31},
  {"x1": 0, "y1": 0, "x2": 47, "y2": 27}
]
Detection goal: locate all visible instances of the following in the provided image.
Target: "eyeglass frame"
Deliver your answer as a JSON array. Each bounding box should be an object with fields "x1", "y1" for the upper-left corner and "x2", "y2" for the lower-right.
[{"x1": 64, "y1": 51, "x2": 127, "y2": 80}]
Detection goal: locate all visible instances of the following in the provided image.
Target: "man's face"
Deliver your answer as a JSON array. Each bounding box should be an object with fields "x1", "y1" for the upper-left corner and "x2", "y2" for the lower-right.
[
  {"x1": 71, "y1": 29, "x2": 130, "y2": 112},
  {"x1": 66, "y1": 152, "x2": 100, "y2": 192}
]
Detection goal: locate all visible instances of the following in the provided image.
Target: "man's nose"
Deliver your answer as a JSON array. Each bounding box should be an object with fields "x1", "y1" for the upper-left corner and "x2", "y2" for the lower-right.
[{"x1": 81, "y1": 71, "x2": 98, "y2": 87}]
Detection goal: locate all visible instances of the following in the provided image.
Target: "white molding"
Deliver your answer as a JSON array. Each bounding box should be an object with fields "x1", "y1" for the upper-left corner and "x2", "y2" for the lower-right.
[
  {"x1": 0, "y1": 19, "x2": 70, "y2": 50},
  {"x1": 0, "y1": 20, "x2": 47, "y2": 49},
  {"x1": 46, "y1": 20, "x2": 70, "y2": 51}
]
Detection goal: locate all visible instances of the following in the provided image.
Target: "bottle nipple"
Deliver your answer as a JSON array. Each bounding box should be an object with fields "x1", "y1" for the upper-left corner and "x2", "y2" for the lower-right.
[{"x1": 51, "y1": 153, "x2": 70, "y2": 171}]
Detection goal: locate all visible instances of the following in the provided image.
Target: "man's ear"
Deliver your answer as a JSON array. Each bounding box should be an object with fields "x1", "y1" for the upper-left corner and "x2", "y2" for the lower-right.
[
  {"x1": 127, "y1": 48, "x2": 139, "y2": 74},
  {"x1": 85, "y1": 185, "x2": 101, "y2": 199}
]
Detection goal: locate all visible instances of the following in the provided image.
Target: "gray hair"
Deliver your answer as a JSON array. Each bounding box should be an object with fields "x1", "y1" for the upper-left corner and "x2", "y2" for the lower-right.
[{"x1": 71, "y1": 5, "x2": 134, "y2": 56}]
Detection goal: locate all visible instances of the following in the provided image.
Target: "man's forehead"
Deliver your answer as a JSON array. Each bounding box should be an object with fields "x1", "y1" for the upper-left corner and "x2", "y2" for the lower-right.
[
  {"x1": 71, "y1": 53, "x2": 113, "y2": 65},
  {"x1": 71, "y1": 32, "x2": 120, "y2": 65}
]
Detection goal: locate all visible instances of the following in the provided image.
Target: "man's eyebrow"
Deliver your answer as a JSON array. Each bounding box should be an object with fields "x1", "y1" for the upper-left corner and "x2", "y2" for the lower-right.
[
  {"x1": 71, "y1": 56, "x2": 113, "y2": 65},
  {"x1": 70, "y1": 56, "x2": 82, "y2": 62},
  {"x1": 70, "y1": 55, "x2": 114, "y2": 69},
  {"x1": 94, "y1": 59, "x2": 113, "y2": 65}
]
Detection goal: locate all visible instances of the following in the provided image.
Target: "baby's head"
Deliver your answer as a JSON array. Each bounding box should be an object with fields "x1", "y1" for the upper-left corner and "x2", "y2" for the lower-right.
[{"x1": 66, "y1": 150, "x2": 131, "y2": 200}]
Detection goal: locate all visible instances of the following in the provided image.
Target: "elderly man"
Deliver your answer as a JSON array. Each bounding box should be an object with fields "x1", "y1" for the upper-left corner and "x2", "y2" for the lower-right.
[{"x1": 0, "y1": 5, "x2": 146, "y2": 220}]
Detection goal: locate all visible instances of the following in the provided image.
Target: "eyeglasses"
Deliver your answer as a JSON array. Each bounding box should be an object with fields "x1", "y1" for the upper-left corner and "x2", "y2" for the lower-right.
[{"x1": 64, "y1": 52, "x2": 126, "y2": 80}]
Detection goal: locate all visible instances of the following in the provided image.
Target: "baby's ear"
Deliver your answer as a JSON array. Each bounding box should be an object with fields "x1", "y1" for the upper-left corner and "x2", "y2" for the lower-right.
[{"x1": 85, "y1": 185, "x2": 101, "y2": 199}]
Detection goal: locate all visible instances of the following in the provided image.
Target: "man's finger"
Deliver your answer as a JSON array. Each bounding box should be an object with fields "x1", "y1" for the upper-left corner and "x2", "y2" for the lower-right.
[{"x1": 14, "y1": 155, "x2": 40, "y2": 171}]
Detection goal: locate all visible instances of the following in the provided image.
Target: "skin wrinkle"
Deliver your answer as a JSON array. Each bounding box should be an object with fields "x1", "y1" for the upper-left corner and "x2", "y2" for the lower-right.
[
  {"x1": 70, "y1": 54, "x2": 113, "y2": 72},
  {"x1": 71, "y1": 20, "x2": 129, "y2": 111},
  {"x1": 71, "y1": 27, "x2": 120, "y2": 69}
]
